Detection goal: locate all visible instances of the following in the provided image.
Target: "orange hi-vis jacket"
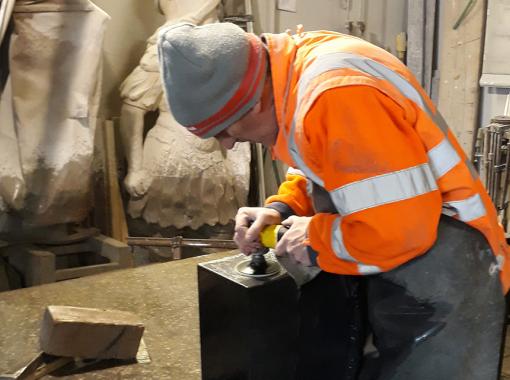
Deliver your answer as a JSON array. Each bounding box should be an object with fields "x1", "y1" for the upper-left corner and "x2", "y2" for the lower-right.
[{"x1": 262, "y1": 30, "x2": 510, "y2": 293}]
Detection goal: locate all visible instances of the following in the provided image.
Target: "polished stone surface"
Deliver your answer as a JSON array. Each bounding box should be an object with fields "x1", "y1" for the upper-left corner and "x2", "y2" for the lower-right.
[
  {"x1": 0, "y1": 251, "x2": 235, "y2": 379},
  {"x1": 198, "y1": 254, "x2": 298, "y2": 380}
]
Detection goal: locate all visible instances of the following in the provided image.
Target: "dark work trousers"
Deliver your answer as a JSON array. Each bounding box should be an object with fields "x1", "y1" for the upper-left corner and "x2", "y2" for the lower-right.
[
  {"x1": 296, "y1": 215, "x2": 506, "y2": 380},
  {"x1": 296, "y1": 272, "x2": 364, "y2": 380}
]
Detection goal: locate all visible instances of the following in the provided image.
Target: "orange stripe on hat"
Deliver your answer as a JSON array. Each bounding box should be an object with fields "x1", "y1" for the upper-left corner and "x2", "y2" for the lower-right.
[{"x1": 192, "y1": 34, "x2": 267, "y2": 137}]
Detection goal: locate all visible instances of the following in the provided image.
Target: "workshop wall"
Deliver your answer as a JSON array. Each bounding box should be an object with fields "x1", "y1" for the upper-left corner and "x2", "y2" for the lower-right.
[
  {"x1": 258, "y1": 0, "x2": 406, "y2": 57},
  {"x1": 364, "y1": 0, "x2": 407, "y2": 57},
  {"x1": 91, "y1": 0, "x2": 165, "y2": 119},
  {"x1": 437, "y1": 0, "x2": 486, "y2": 157},
  {"x1": 252, "y1": 0, "x2": 407, "y2": 197},
  {"x1": 275, "y1": 0, "x2": 347, "y2": 32},
  {"x1": 91, "y1": 0, "x2": 408, "y2": 122}
]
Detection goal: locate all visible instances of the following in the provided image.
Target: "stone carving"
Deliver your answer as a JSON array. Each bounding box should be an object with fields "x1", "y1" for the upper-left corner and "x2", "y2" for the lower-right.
[
  {"x1": 120, "y1": 0, "x2": 250, "y2": 230},
  {"x1": 0, "y1": 0, "x2": 109, "y2": 234}
]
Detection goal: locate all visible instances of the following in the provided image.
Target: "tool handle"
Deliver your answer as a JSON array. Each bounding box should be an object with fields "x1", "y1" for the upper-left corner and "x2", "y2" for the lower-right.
[
  {"x1": 259, "y1": 225, "x2": 288, "y2": 249},
  {"x1": 259, "y1": 224, "x2": 318, "y2": 266}
]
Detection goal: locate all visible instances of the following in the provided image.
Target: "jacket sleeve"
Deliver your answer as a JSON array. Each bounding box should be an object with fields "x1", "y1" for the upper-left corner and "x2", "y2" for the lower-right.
[
  {"x1": 265, "y1": 168, "x2": 315, "y2": 219},
  {"x1": 304, "y1": 86, "x2": 443, "y2": 274}
]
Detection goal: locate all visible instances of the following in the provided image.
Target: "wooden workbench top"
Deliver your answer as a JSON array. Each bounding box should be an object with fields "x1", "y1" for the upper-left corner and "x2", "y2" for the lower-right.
[{"x1": 0, "y1": 251, "x2": 236, "y2": 379}]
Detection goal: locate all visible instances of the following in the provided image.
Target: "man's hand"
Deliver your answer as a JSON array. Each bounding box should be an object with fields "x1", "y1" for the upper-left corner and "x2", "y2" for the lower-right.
[
  {"x1": 274, "y1": 216, "x2": 312, "y2": 266},
  {"x1": 234, "y1": 207, "x2": 282, "y2": 254}
]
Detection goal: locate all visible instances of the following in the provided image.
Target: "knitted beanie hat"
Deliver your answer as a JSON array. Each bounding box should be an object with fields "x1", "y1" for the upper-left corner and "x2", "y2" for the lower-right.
[{"x1": 157, "y1": 22, "x2": 267, "y2": 138}]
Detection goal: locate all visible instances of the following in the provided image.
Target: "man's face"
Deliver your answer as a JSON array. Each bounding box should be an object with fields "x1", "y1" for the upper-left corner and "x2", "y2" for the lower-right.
[
  {"x1": 214, "y1": 109, "x2": 277, "y2": 149},
  {"x1": 215, "y1": 80, "x2": 278, "y2": 150}
]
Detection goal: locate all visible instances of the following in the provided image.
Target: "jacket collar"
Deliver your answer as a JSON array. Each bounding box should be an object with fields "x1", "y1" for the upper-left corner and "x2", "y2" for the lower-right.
[{"x1": 262, "y1": 32, "x2": 298, "y2": 166}]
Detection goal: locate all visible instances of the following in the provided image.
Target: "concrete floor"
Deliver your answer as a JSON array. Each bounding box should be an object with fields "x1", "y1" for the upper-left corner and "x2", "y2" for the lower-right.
[{"x1": 0, "y1": 251, "x2": 235, "y2": 379}]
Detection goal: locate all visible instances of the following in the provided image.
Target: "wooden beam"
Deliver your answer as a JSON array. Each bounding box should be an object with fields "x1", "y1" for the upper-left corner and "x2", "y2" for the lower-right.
[{"x1": 103, "y1": 120, "x2": 128, "y2": 243}]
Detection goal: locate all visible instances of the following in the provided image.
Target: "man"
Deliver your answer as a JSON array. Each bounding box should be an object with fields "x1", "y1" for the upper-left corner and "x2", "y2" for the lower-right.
[{"x1": 158, "y1": 22, "x2": 508, "y2": 379}]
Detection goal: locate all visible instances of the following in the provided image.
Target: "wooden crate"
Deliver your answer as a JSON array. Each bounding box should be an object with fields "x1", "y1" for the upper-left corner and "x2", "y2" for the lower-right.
[{"x1": 7, "y1": 235, "x2": 133, "y2": 287}]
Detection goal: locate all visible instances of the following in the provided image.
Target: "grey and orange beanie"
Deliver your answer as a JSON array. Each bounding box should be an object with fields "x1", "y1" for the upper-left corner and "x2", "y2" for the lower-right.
[{"x1": 157, "y1": 22, "x2": 267, "y2": 138}]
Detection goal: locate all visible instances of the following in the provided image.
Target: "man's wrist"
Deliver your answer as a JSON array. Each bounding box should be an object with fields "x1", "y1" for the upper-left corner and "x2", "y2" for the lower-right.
[{"x1": 265, "y1": 202, "x2": 295, "y2": 220}]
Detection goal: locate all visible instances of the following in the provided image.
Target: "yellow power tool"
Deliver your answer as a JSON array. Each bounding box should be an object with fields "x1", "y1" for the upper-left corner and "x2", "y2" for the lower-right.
[{"x1": 234, "y1": 225, "x2": 288, "y2": 278}]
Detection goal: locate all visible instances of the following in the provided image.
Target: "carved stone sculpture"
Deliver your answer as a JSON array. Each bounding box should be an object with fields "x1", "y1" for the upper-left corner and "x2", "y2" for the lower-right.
[
  {"x1": 120, "y1": 0, "x2": 250, "y2": 230},
  {"x1": 0, "y1": 0, "x2": 109, "y2": 234}
]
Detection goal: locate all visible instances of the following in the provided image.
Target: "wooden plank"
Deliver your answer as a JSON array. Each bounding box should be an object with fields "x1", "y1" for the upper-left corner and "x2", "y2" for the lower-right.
[
  {"x1": 28, "y1": 249, "x2": 56, "y2": 286},
  {"x1": 47, "y1": 242, "x2": 92, "y2": 256},
  {"x1": 55, "y1": 262, "x2": 120, "y2": 281},
  {"x1": 9, "y1": 246, "x2": 56, "y2": 286},
  {"x1": 90, "y1": 234, "x2": 132, "y2": 268},
  {"x1": 103, "y1": 120, "x2": 128, "y2": 243}
]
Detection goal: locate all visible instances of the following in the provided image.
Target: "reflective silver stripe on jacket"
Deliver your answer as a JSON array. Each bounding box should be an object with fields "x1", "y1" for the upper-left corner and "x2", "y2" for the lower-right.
[
  {"x1": 427, "y1": 139, "x2": 461, "y2": 179},
  {"x1": 288, "y1": 120, "x2": 325, "y2": 186},
  {"x1": 443, "y1": 194, "x2": 486, "y2": 222},
  {"x1": 287, "y1": 50, "x2": 486, "y2": 220},
  {"x1": 288, "y1": 51, "x2": 441, "y2": 188},
  {"x1": 330, "y1": 163, "x2": 437, "y2": 216},
  {"x1": 296, "y1": 52, "x2": 433, "y2": 116},
  {"x1": 331, "y1": 217, "x2": 382, "y2": 274}
]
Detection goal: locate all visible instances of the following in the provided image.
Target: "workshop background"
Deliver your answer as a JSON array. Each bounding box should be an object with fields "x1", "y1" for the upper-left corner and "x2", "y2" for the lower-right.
[{"x1": 1, "y1": 0, "x2": 510, "y2": 379}]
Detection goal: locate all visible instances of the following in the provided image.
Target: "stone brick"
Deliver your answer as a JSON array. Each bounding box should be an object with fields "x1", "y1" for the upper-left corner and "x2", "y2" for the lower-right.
[{"x1": 40, "y1": 305, "x2": 144, "y2": 359}]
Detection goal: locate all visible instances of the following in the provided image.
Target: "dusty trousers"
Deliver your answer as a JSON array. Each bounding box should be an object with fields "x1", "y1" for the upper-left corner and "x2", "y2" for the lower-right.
[
  {"x1": 295, "y1": 215, "x2": 506, "y2": 380},
  {"x1": 360, "y1": 215, "x2": 506, "y2": 380}
]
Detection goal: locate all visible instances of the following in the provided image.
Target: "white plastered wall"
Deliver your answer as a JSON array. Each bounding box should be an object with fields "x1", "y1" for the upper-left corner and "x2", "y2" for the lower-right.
[
  {"x1": 251, "y1": 0, "x2": 407, "y2": 196},
  {"x1": 269, "y1": 0, "x2": 406, "y2": 56}
]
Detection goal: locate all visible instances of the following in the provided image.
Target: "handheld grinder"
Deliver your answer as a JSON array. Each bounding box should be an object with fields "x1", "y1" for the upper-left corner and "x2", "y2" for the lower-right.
[{"x1": 234, "y1": 225, "x2": 288, "y2": 278}]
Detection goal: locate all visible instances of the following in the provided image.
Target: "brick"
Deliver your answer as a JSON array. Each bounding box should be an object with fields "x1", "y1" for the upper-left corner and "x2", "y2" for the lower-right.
[{"x1": 40, "y1": 305, "x2": 144, "y2": 359}]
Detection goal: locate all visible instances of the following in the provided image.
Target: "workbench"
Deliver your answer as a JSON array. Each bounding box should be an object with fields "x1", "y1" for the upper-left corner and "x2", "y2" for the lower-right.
[{"x1": 0, "y1": 251, "x2": 235, "y2": 379}]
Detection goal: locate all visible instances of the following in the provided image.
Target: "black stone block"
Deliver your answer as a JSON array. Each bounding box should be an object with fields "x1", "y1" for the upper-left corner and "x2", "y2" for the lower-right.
[{"x1": 198, "y1": 254, "x2": 299, "y2": 380}]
